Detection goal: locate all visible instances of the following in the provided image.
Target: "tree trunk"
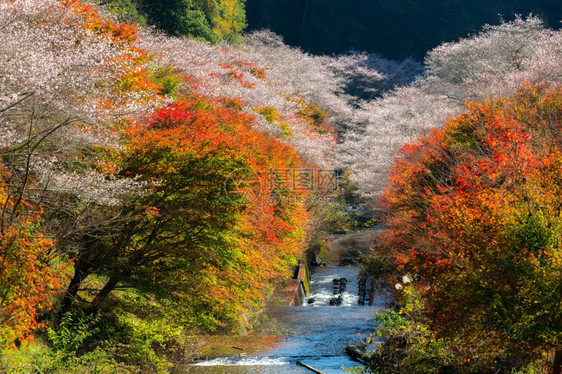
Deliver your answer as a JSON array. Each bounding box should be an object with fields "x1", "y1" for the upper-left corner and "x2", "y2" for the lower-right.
[
  {"x1": 88, "y1": 274, "x2": 120, "y2": 312},
  {"x1": 59, "y1": 265, "x2": 90, "y2": 317},
  {"x1": 553, "y1": 349, "x2": 562, "y2": 374}
]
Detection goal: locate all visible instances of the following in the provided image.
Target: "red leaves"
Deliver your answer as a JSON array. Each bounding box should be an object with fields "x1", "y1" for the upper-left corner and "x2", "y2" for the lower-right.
[
  {"x1": 148, "y1": 103, "x2": 197, "y2": 129},
  {"x1": 0, "y1": 168, "x2": 67, "y2": 349},
  {"x1": 121, "y1": 94, "x2": 310, "y2": 325},
  {"x1": 378, "y1": 83, "x2": 562, "y2": 361}
]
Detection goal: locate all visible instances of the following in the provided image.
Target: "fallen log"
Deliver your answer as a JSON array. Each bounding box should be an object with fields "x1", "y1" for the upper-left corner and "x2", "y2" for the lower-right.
[{"x1": 296, "y1": 360, "x2": 326, "y2": 374}]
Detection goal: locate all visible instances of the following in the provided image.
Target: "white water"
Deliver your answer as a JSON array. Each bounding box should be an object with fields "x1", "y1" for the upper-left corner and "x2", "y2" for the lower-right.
[
  {"x1": 192, "y1": 357, "x2": 288, "y2": 366},
  {"x1": 183, "y1": 266, "x2": 386, "y2": 373}
]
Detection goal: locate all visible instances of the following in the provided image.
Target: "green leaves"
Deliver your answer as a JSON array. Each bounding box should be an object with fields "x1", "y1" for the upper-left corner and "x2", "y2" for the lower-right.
[
  {"x1": 47, "y1": 312, "x2": 101, "y2": 352},
  {"x1": 508, "y1": 212, "x2": 555, "y2": 253},
  {"x1": 141, "y1": 0, "x2": 246, "y2": 42}
]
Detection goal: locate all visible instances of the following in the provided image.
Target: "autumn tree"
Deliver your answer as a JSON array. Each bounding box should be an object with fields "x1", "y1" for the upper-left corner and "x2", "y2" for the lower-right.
[
  {"x1": 115, "y1": 96, "x2": 309, "y2": 326},
  {"x1": 58, "y1": 94, "x2": 310, "y2": 329},
  {"x1": 0, "y1": 0, "x2": 165, "y2": 317},
  {"x1": 0, "y1": 0, "x2": 341, "y2": 352},
  {"x1": 378, "y1": 83, "x2": 562, "y2": 371},
  {"x1": 137, "y1": 29, "x2": 341, "y2": 168},
  {"x1": 0, "y1": 167, "x2": 65, "y2": 349},
  {"x1": 339, "y1": 16, "x2": 562, "y2": 198}
]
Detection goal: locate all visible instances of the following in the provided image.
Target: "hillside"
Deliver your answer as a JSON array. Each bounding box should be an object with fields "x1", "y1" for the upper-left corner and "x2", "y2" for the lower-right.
[{"x1": 0, "y1": 0, "x2": 561, "y2": 373}]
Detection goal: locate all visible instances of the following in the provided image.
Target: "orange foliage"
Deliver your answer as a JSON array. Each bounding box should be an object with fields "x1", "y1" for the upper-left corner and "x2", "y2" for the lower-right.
[
  {"x1": 0, "y1": 169, "x2": 66, "y2": 349},
  {"x1": 31, "y1": 0, "x2": 322, "y2": 331},
  {"x1": 122, "y1": 94, "x2": 310, "y2": 327},
  {"x1": 379, "y1": 83, "x2": 562, "y2": 362},
  {"x1": 62, "y1": 0, "x2": 138, "y2": 43},
  {"x1": 61, "y1": 0, "x2": 161, "y2": 105}
]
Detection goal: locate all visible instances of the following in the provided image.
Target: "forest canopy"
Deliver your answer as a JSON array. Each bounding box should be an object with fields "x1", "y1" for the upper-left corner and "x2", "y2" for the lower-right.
[{"x1": 95, "y1": 0, "x2": 247, "y2": 42}]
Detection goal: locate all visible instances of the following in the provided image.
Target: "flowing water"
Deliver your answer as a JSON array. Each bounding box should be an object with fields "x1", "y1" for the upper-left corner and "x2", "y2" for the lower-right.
[{"x1": 183, "y1": 265, "x2": 386, "y2": 373}]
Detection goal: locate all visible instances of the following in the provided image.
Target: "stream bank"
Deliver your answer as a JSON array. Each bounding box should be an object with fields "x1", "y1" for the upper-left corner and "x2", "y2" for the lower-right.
[{"x1": 180, "y1": 230, "x2": 384, "y2": 373}]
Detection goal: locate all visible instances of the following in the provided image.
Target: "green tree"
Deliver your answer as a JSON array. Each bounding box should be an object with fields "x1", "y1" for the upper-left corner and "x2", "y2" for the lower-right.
[
  {"x1": 141, "y1": 0, "x2": 218, "y2": 42},
  {"x1": 140, "y1": 0, "x2": 247, "y2": 43},
  {"x1": 93, "y1": 0, "x2": 147, "y2": 24}
]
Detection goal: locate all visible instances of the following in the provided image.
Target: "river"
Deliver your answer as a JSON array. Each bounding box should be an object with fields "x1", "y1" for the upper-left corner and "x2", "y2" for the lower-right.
[{"x1": 183, "y1": 264, "x2": 386, "y2": 373}]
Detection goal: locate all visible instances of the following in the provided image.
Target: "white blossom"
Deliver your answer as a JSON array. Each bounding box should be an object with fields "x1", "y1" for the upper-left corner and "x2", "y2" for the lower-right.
[
  {"x1": 0, "y1": 0, "x2": 157, "y2": 210},
  {"x1": 339, "y1": 16, "x2": 562, "y2": 198}
]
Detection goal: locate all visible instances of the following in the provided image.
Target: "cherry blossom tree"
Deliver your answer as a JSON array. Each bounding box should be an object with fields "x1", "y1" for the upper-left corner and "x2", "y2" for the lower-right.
[
  {"x1": 339, "y1": 16, "x2": 562, "y2": 198},
  {"x1": 0, "y1": 0, "x2": 165, "y2": 321},
  {"x1": 0, "y1": 0, "x2": 160, "y2": 208},
  {"x1": 136, "y1": 28, "x2": 423, "y2": 169}
]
